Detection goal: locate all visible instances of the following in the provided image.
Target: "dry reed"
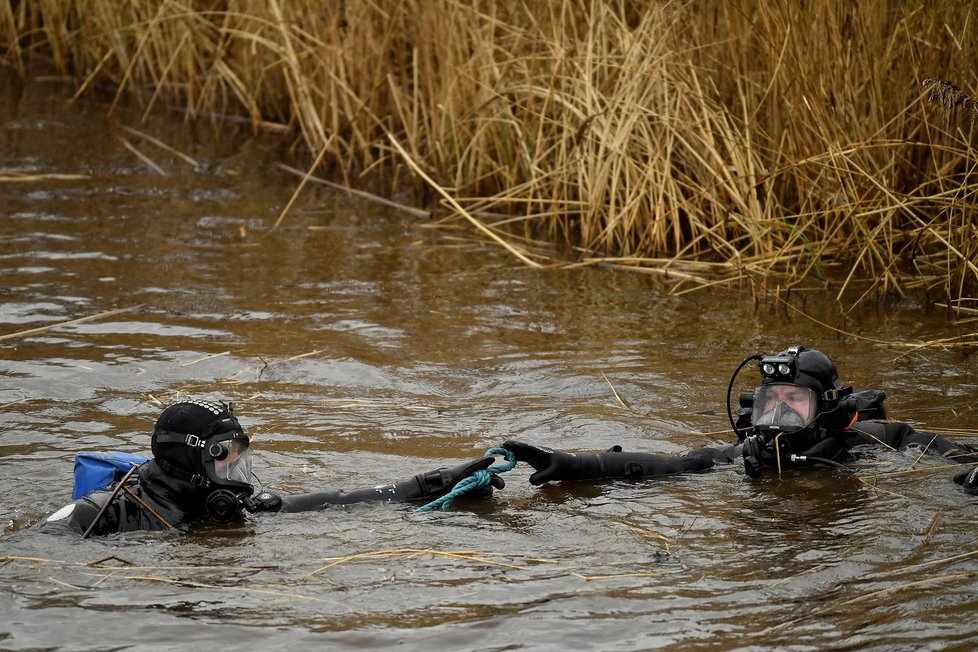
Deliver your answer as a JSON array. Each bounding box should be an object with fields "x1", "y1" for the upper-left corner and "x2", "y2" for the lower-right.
[
  {"x1": 0, "y1": 305, "x2": 140, "y2": 342},
  {"x1": 2, "y1": 1, "x2": 977, "y2": 309}
]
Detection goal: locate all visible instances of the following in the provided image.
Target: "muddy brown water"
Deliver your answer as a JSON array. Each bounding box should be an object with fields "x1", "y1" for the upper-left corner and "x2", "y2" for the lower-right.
[{"x1": 2, "y1": 74, "x2": 978, "y2": 651}]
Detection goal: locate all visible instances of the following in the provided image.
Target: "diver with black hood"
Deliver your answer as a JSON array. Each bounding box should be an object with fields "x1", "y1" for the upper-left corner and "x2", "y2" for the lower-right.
[
  {"x1": 503, "y1": 345, "x2": 978, "y2": 489},
  {"x1": 41, "y1": 399, "x2": 504, "y2": 536}
]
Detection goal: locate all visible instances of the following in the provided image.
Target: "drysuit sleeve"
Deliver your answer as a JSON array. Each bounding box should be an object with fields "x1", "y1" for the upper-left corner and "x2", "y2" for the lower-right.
[
  {"x1": 847, "y1": 421, "x2": 978, "y2": 495},
  {"x1": 501, "y1": 440, "x2": 723, "y2": 486},
  {"x1": 684, "y1": 444, "x2": 744, "y2": 466},
  {"x1": 260, "y1": 456, "x2": 504, "y2": 513},
  {"x1": 848, "y1": 421, "x2": 978, "y2": 463}
]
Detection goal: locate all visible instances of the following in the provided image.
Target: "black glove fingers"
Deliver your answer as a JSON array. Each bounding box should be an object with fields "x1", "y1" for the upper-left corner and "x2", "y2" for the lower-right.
[
  {"x1": 502, "y1": 440, "x2": 555, "y2": 472},
  {"x1": 458, "y1": 456, "x2": 495, "y2": 476}
]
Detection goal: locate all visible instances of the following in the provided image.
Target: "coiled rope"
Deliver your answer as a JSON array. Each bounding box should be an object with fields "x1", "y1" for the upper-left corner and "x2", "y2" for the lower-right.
[{"x1": 415, "y1": 447, "x2": 516, "y2": 512}]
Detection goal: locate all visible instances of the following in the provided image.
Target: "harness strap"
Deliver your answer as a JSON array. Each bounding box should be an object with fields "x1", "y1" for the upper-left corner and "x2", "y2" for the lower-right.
[
  {"x1": 153, "y1": 429, "x2": 208, "y2": 447},
  {"x1": 156, "y1": 457, "x2": 209, "y2": 487},
  {"x1": 823, "y1": 385, "x2": 852, "y2": 402}
]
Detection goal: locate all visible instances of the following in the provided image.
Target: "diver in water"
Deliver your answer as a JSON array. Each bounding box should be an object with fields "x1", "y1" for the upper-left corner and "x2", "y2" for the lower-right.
[
  {"x1": 41, "y1": 399, "x2": 504, "y2": 536},
  {"x1": 503, "y1": 345, "x2": 978, "y2": 490}
]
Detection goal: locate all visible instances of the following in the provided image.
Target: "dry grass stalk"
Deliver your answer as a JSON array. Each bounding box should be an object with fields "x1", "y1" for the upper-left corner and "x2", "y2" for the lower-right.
[
  {"x1": 0, "y1": 173, "x2": 91, "y2": 181},
  {"x1": 923, "y1": 75, "x2": 978, "y2": 126},
  {"x1": 180, "y1": 351, "x2": 231, "y2": 367},
  {"x1": 601, "y1": 372, "x2": 643, "y2": 415},
  {"x1": 120, "y1": 125, "x2": 199, "y2": 167},
  {"x1": 116, "y1": 135, "x2": 167, "y2": 175},
  {"x1": 761, "y1": 569, "x2": 978, "y2": 636},
  {"x1": 572, "y1": 571, "x2": 662, "y2": 581},
  {"x1": 0, "y1": 555, "x2": 327, "y2": 601},
  {"x1": 308, "y1": 548, "x2": 528, "y2": 576},
  {"x1": 0, "y1": 305, "x2": 139, "y2": 342},
  {"x1": 277, "y1": 163, "x2": 432, "y2": 218}
]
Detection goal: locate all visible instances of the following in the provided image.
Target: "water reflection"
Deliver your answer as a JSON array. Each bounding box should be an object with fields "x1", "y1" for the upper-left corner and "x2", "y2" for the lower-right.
[{"x1": 2, "y1": 76, "x2": 978, "y2": 650}]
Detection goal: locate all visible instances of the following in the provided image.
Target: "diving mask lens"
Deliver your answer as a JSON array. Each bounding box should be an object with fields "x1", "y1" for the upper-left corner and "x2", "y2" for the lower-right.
[
  {"x1": 751, "y1": 383, "x2": 817, "y2": 430},
  {"x1": 211, "y1": 439, "x2": 252, "y2": 484}
]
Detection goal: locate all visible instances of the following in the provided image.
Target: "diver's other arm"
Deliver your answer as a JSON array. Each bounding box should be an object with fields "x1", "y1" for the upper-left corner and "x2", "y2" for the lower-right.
[
  {"x1": 853, "y1": 422, "x2": 978, "y2": 463},
  {"x1": 502, "y1": 440, "x2": 715, "y2": 485},
  {"x1": 848, "y1": 421, "x2": 978, "y2": 495},
  {"x1": 262, "y1": 456, "x2": 503, "y2": 513},
  {"x1": 39, "y1": 493, "x2": 114, "y2": 535}
]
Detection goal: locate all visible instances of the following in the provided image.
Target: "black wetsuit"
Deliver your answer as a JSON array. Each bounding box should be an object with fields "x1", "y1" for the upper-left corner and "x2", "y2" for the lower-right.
[
  {"x1": 40, "y1": 460, "x2": 201, "y2": 535},
  {"x1": 680, "y1": 421, "x2": 978, "y2": 468},
  {"x1": 503, "y1": 421, "x2": 978, "y2": 484},
  {"x1": 40, "y1": 457, "x2": 500, "y2": 535}
]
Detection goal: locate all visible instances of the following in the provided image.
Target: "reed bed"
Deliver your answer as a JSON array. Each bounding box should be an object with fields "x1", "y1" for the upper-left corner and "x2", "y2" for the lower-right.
[{"x1": 2, "y1": 1, "x2": 977, "y2": 308}]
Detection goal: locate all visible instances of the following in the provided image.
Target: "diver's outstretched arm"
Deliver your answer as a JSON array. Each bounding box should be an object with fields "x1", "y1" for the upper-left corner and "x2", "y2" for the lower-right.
[
  {"x1": 260, "y1": 456, "x2": 503, "y2": 513},
  {"x1": 502, "y1": 440, "x2": 717, "y2": 486},
  {"x1": 850, "y1": 422, "x2": 978, "y2": 463},
  {"x1": 847, "y1": 421, "x2": 978, "y2": 495}
]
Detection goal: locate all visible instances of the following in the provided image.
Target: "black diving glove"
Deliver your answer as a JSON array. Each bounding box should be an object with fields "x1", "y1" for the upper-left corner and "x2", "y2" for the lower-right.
[
  {"x1": 392, "y1": 456, "x2": 505, "y2": 501},
  {"x1": 953, "y1": 466, "x2": 978, "y2": 494},
  {"x1": 502, "y1": 440, "x2": 711, "y2": 485},
  {"x1": 742, "y1": 434, "x2": 778, "y2": 478},
  {"x1": 243, "y1": 490, "x2": 284, "y2": 513}
]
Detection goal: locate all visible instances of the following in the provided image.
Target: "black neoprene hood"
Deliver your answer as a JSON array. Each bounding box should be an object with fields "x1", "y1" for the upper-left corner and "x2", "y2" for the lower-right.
[
  {"x1": 762, "y1": 346, "x2": 843, "y2": 395},
  {"x1": 151, "y1": 400, "x2": 246, "y2": 478}
]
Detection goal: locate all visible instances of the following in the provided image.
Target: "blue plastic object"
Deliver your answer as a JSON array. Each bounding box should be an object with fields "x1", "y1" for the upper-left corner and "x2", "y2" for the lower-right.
[{"x1": 72, "y1": 451, "x2": 149, "y2": 499}]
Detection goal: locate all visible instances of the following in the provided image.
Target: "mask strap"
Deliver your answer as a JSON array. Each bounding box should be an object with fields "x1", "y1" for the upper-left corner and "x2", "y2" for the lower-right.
[{"x1": 155, "y1": 458, "x2": 209, "y2": 487}]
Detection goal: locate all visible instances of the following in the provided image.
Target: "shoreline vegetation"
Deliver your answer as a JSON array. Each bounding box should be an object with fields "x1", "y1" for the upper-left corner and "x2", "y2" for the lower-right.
[{"x1": 1, "y1": 3, "x2": 976, "y2": 321}]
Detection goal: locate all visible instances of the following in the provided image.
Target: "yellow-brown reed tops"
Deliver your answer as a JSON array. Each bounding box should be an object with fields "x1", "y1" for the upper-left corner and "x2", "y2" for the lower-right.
[{"x1": 2, "y1": 1, "x2": 977, "y2": 304}]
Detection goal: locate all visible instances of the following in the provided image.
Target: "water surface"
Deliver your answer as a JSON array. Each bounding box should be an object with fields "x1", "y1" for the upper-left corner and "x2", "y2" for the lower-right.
[{"x1": 2, "y1": 74, "x2": 978, "y2": 651}]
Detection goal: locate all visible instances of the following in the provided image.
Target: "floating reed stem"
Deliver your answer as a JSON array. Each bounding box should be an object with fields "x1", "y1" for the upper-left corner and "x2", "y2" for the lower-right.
[
  {"x1": 0, "y1": 306, "x2": 140, "y2": 342},
  {"x1": 308, "y1": 548, "x2": 529, "y2": 576}
]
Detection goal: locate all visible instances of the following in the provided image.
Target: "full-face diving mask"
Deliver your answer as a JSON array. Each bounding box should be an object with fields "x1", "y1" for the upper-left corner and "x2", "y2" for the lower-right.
[
  {"x1": 198, "y1": 431, "x2": 254, "y2": 521},
  {"x1": 750, "y1": 383, "x2": 818, "y2": 432},
  {"x1": 203, "y1": 435, "x2": 252, "y2": 486}
]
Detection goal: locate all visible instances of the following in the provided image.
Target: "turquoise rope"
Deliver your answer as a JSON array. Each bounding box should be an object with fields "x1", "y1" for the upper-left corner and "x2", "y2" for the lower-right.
[{"x1": 414, "y1": 447, "x2": 516, "y2": 512}]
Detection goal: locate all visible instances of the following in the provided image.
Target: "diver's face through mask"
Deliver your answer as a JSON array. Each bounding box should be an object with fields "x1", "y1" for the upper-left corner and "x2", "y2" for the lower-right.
[
  {"x1": 752, "y1": 383, "x2": 817, "y2": 430},
  {"x1": 209, "y1": 439, "x2": 252, "y2": 485}
]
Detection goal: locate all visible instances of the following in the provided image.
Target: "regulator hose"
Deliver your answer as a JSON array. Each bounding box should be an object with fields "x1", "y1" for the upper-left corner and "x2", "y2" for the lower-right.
[
  {"x1": 726, "y1": 353, "x2": 763, "y2": 440},
  {"x1": 789, "y1": 454, "x2": 852, "y2": 472}
]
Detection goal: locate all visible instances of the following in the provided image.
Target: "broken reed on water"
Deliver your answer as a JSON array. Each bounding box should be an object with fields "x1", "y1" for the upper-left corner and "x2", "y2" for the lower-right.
[{"x1": 2, "y1": 1, "x2": 977, "y2": 304}]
